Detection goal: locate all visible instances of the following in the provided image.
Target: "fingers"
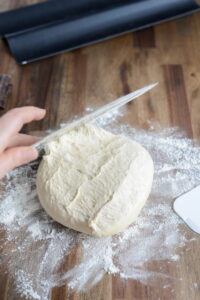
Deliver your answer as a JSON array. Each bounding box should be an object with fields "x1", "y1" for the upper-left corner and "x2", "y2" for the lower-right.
[
  {"x1": 0, "y1": 146, "x2": 38, "y2": 179},
  {"x1": 6, "y1": 133, "x2": 40, "y2": 148},
  {"x1": 0, "y1": 106, "x2": 45, "y2": 178},
  {"x1": 0, "y1": 106, "x2": 46, "y2": 151}
]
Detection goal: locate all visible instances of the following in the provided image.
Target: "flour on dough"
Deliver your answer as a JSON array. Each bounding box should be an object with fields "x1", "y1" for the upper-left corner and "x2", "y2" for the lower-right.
[{"x1": 36, "y1": 124, "x2": 154, "y2": 237}]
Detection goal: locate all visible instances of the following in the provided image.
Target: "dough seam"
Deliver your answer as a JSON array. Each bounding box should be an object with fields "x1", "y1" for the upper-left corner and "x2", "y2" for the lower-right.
[
  {"x1": 66, "y1": 143, "x2": 125, "y2": 214},
  {"x1": 88, "y1": 159, "x2": 133, "y2": 227}
]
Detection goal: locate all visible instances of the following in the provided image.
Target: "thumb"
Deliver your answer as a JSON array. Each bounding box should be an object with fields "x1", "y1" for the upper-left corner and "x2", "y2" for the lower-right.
[{"x1": 0, "y1": 146, "x2": 38, "y2": 179}]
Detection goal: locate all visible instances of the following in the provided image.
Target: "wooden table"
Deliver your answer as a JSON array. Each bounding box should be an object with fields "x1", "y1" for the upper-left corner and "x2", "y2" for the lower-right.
[{"x1": 0, "y1": 1, "x2": 200, "y2": 299}]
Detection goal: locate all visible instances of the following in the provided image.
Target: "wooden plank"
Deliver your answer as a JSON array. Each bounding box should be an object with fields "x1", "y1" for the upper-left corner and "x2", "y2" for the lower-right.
[
  {"x1": 163, "y1": 64, "x2": 192, "y2": 137},
  {"x1": 133, "y1": 27, "x2": 156, "y2": 48}
]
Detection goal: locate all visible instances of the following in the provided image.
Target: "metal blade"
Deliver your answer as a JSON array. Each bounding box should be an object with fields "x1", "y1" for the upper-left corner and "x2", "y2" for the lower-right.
[{"x1": 35, "y1": 82, "x2": 158, "y2": 150}]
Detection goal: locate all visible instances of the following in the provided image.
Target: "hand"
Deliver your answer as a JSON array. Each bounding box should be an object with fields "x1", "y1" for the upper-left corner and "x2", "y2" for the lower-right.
[{"x1": 0, "y1": 106, "x2": 46, "y2": 179}]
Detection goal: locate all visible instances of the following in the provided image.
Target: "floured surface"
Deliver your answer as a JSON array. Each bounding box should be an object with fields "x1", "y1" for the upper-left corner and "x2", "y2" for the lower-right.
[
  {"x1": 0, "y1": 110, "x2": 200, "y2": 299},
  {"x1": 37, "y1": 124, "x2": 153, "y2": 237}
]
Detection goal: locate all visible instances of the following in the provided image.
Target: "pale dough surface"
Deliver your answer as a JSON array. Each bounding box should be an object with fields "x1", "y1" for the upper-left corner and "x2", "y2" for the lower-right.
[{"x1": 36, "y1": 124, "x2": 154, "y2": 237}]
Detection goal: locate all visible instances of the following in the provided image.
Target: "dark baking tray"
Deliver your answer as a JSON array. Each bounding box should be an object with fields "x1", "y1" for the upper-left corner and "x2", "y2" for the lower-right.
[{"x1": 0, "y1": 0, "x2": 199, "y2": 64}]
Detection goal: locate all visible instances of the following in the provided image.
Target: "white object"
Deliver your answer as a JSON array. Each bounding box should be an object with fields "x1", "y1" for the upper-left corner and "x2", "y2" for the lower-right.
[
  {"x1": 36, "y1": 124, "x2": 154, "y2": 237},
  {"x1": 173, "y1": 185, "x2": 200, "y2": 234}
]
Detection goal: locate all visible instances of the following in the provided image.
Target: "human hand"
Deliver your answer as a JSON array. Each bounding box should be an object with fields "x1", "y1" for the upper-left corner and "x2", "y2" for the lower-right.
[{"x1": 0, "y1": 106, "x2": 46, "y2": 179}]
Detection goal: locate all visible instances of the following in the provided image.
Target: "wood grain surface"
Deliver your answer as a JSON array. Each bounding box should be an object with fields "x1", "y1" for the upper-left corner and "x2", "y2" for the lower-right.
[{"x1": 0, "y1": 1, "x2": 200, "y2": 299}]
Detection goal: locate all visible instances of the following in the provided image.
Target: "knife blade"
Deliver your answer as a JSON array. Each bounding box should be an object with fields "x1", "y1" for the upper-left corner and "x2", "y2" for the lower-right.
[{"x1": 34, "y1": 82, "x2": 158, "y2": 151}]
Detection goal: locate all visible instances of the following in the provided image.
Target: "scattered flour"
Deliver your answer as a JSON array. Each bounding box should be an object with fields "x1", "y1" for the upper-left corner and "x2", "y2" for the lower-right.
[{"x1": 0, "y1": 109, "x2": 199, "y2": 299}]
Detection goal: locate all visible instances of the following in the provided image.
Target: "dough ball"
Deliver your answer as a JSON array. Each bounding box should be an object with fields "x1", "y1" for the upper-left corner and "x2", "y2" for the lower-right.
[{"x1": 36, "y1": 124, "x2": 153, "y2": 237}]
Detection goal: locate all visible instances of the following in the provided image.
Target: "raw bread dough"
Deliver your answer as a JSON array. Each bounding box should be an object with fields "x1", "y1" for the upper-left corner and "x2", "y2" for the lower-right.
[{"x1": 36, "y1": 124, "x2": 154, "y2": 237}]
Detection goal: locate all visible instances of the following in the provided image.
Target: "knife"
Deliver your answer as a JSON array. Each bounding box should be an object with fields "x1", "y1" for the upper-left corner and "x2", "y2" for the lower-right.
[{"x1": 34, "y1": 82, "x2": 158, "y2": 151}]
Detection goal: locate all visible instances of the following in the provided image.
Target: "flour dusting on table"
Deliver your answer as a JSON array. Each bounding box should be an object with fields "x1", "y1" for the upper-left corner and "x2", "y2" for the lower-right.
[{"x1": 0, "y1": 109, "x2": 199, "y2": 299}]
